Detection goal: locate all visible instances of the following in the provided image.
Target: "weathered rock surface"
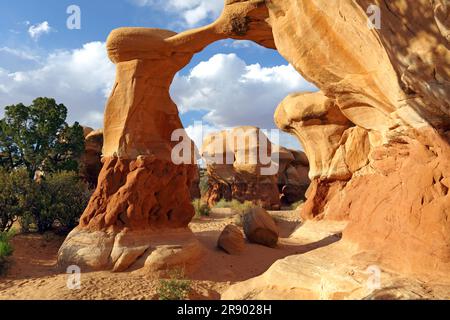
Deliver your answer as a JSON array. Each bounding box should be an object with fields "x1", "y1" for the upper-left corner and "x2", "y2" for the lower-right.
[
  {"x1": 272, "y1": 0, "x2": 450, "y2": 279},
  {"x1": 190, "y1": 168, "x2": 202, "y2": 199},
  {"x1": 201, "y1": 127, "x2": 281, "y2": 210},
  {"x1": 222, "y1": 221, "x2": 450, "y2": 300},
  {"x1": 243, "y1": 207, "x2": 279, "y2": 248},
  {"x1": 276, "y1": 146, "x2": 310, "y2": 204},
  {"x1": 59, "y1": 0, "x2": 277, "y2": 271},
  {"x1": 58, "y1": 227, "x2": 203, "y2": 273},
  {"x1": 217, "y1": 224, "x2": 245, "y2": 255}
]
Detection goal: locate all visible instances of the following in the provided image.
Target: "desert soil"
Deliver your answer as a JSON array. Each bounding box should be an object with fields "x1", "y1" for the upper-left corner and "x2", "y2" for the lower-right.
[{"x1": 0, "y1": 210, "x2": 304, "y2": 300}]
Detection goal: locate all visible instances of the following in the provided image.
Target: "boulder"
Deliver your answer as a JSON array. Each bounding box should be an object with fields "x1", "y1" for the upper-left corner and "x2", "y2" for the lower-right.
[
  {"x1": 58, "y1": 228, "x2": 204, "y2": 274},
  {"x1": 243, "y1": 207, "x2": 279, "y2": 248},
  {"x1": 217, "y1": 224, "x2": 245, "y2": 255}
]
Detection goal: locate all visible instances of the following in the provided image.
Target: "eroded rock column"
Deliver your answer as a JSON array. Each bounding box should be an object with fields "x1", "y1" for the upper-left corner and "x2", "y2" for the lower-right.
[
  {"x1": 58, "y1": 0, "x2": 276, "y2": 272},
  {"x1": 58, "y1": 29, "x2": 205, "y2": 272}
]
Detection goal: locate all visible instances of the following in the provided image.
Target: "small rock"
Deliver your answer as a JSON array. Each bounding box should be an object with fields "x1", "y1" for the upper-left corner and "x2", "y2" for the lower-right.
[
  {"x1": 218, "y1": 225, "x2": 245, "y2": 255},
  {"x1": 243, "y1": 207, "x2": 279, "y2": 248}
]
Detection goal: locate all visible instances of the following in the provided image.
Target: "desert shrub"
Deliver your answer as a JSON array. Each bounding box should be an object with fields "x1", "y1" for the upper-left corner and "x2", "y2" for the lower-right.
[
  {"x1": 38, "y1": 171, "x2": 92, "y2": 233},
  {"x1": 157, "y1": 268, "x2": 191, "y2": 300},
  {"x1": 0, "y1": 230, "x2": 15, "y2": 275},
  {"x1": 192, "y1": 199, "x2": 211, "y2": 217},
  {"x1": 214, "y1": 199, "x2": 255, "y2": 214},
  {"x1": 289, "y1": 200, "x2": 304, "y2": 210},
  {"x1": 19, "y1": 171, "x2": 91, "y2": 233},
  {"x1": 214, "y1": 200, "x2": 258, "y2": 227},
  {"x1": 0, "y1": 168, "x2": 30, "y2": 232},
  {"x1": 198, "y1": 169, "x2": 209, "y2": 197}
]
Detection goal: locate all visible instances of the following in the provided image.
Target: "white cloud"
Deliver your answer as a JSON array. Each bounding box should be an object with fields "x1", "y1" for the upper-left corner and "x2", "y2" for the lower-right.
[
  {"x1": 0, "y1": 42, "x2": 115, "y2": 129},
  {"x1": 171, "y1": 53, "x2": 312, "y2": 151},
  {"x1": 0, "y1": 47, "x2": 40, "y2": 62},
  {"x1": 130, "y1": 0, "x2": 223, "y2": 26},
  {"x1": 171, "y1": 53, "x2": 317, "y2": 129},
  {"x1": 0, "y1": 47, "x2": 307, "y2": 150},
  {"x1": 226, "y1": 40, "x2": 255, "y2": 49},
  {"x1": 28, "y1": 21, "x2": 52, "y2": 40}
]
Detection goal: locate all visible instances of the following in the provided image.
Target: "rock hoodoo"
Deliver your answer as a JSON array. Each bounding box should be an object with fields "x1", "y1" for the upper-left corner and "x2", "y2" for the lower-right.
[
  {"x1": 201, "y1": 126, "x2": 309, "y2": 209},
  {"x1": 59, "y1": 0, "x2": 449, "y2": 282}
]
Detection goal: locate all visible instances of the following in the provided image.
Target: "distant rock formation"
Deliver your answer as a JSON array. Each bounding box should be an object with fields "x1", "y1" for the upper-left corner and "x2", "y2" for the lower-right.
[
  {"x1": 276, "y1": 146, "x2": 310, "y2": 204},
  {"x1": 80, "y1": 127, "x2": 103, "y2": 187},
  {"x1": 201, "y1": 126, "x2": 309, "y2": 209}
]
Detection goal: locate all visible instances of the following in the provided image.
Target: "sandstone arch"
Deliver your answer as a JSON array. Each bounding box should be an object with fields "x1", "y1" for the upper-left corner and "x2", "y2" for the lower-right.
[{"x1": 59, "y1": 0, "x2": 449, "y2": 280}]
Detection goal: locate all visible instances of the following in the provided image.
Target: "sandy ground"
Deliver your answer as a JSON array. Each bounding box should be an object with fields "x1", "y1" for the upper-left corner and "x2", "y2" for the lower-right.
[{"x1": 0, "y1": 210, "x2": 305, "y2": 300}]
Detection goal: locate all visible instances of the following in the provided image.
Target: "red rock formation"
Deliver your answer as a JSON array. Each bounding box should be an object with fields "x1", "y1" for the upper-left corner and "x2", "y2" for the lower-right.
[
  {"x1": 59, "y1": 0, "x2": 449, "y2": 280},
  {"x1": 58, "y1": 0, "x2": 277, "y2": 271},
  {"x1": 201, "y1": 127, "x2": 281, "y2": 210},
  {"x1": 201, "y1": 127, "x2": 309, "y2": 209},
  {"x1": 271, "y1": 0, "x2": 450, "y2": 279}
]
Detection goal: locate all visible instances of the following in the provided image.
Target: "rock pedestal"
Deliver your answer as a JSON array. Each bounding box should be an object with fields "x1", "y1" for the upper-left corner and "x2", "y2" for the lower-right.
[{"x1": 58, "y1": 29, "x2": 202, "y2": 272}]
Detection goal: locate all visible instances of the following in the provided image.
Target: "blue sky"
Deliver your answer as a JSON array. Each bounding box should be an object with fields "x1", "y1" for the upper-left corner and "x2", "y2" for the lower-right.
[{"x1": 0, "y1": 0, "x2": 316, "y2": 150}]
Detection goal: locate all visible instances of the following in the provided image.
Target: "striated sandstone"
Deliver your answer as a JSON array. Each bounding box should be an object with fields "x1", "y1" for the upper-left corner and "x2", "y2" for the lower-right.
[
  {"x1": 271, "y1": 0, "x2": 450, "y2": 279},
  {"x1": 202, "y1": 127, "x2": 281, "y2": 210}
]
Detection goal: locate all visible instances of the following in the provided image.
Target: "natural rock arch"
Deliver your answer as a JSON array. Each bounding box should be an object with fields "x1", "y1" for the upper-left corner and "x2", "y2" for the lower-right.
[{"x1": 59, "y1": 0, "x2": 449, "y2": 280}]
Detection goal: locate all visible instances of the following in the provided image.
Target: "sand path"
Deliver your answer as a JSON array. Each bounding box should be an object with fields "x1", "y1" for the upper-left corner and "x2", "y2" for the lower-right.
[{"x1": 0, "y1": 210, "x2": 309, "y2": 300}]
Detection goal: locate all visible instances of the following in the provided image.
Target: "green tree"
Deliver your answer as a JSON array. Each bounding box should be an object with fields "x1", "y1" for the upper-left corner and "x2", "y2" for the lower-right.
[
  {"x1": 18, "y1": 171, "x2": 92, "y2": 234},
  {"x1": 0, "y1": 98, "x2": 85, "y2": 179},
  {"x1": 0, "y1": 169, "x2": 29, "y2": 232},
  {"x1": 40, "y1": 171, "x2": 92, "y2": 232}
]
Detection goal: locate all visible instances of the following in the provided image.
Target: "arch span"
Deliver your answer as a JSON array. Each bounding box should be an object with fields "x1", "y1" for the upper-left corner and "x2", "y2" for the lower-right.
[{"x1": 59, "y1": 0, "x2": 450, "y2": 279}]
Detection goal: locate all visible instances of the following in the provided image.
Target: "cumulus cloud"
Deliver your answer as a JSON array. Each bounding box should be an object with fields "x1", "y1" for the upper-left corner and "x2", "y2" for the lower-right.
[
  {"x1": 0, "y1": 46, "x2": 307, "y2": 150},
  {"x1": 171, "y1": 53, "x2": 317, "y2": 130},
  {"x1": 130, "y1": 0, "x2": 223, "y2": 26},
  {"x1": 0, "y1": 42, "x2": 115, "y2": 129},
  {"x1": 28, "y1": 21, "x2": 52, "y2": 40}
]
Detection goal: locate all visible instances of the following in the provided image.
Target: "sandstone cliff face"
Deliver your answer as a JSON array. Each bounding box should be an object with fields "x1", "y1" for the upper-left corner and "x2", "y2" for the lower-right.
[
  {"x1": 270, "y1": 0, "x2": 450, "y2": 278},
  {"x1": 60, "y1": 0, "x2": 449, "y2": 279},
  {"x1": 201, "y1": 127, "x2": 309, "y2": 209}
]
